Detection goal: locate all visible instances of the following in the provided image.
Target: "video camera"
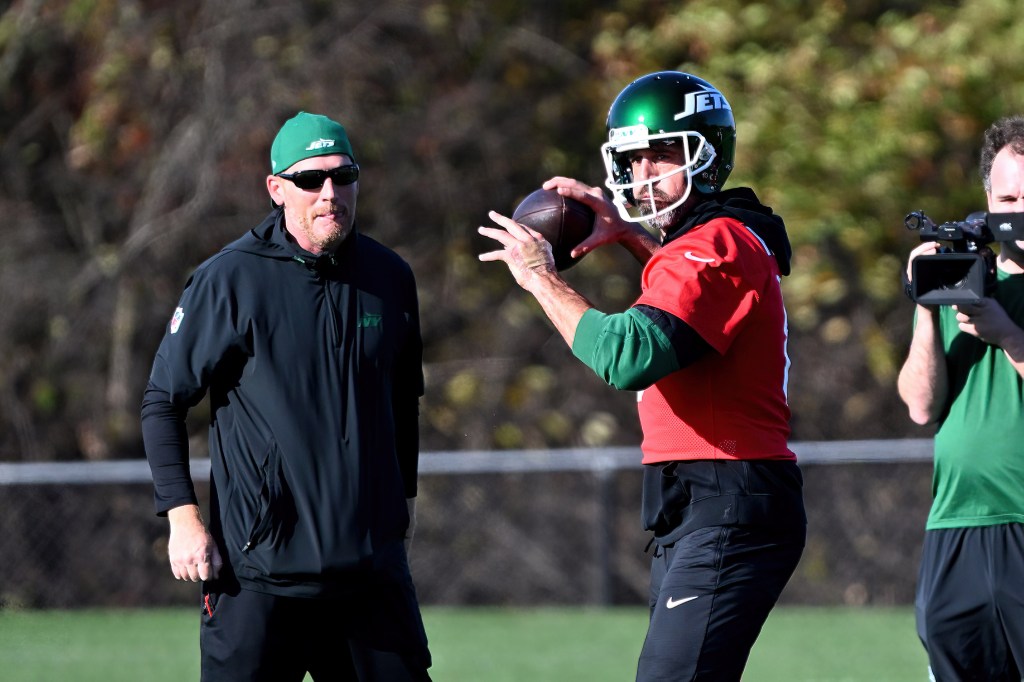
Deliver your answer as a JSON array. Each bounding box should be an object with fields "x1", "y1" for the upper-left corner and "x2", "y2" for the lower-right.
[{"x1": 903, "y1": 211, "x2": 1024, "y2": 305}]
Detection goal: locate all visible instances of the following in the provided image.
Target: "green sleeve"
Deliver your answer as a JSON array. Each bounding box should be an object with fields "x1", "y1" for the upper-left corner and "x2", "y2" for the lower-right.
[{"x1": 571, "y1": 307, "x2": 680, "y2": 390}]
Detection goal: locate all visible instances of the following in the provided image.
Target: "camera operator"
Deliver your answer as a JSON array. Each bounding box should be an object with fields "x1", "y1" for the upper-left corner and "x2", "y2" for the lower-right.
[{"x1": 898, "y1": 116, "x2": 1024, "y2": 681}]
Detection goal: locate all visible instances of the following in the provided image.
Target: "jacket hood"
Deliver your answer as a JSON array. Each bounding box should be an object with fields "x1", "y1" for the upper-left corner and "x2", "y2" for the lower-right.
[{"x1": 663, "y1": 187, "x2": 793, "y2": 276}]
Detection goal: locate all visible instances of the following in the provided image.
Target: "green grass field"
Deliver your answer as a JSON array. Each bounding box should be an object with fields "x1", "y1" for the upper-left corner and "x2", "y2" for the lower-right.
[{"x1": 0, "y1": 605, "x2": 927, "y2": 681}]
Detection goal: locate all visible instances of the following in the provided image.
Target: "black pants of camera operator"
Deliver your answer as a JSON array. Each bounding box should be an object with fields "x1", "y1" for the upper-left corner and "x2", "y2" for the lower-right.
[{"x1": 916, "y1": 523, "x2": 1024, "y2": 682}]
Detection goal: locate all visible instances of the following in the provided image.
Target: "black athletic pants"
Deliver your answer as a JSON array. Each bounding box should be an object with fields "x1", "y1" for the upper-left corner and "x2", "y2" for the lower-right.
[
  {"x1": 199, "y1": 551, "x2": 431, "y2": 682},
  {"x1": 637, "y1": 459, "x2": 806, "y2": 682},
  {"x1": 916, "y1": 524, "x2": 1024, "y2": 682},
  {"x1": 637, "y1": 523, "x2": 804, "y2": 681}
]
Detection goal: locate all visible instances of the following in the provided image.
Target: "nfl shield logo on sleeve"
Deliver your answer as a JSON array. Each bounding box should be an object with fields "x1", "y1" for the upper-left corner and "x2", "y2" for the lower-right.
[{"x1": 170, "y1": 307, "x2": 185, "y2": 334}]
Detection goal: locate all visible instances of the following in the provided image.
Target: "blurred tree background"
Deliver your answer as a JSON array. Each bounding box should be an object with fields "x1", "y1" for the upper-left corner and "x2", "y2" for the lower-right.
[{"x1": 2, "y1": 0, "x2": 1024, "y2": 463}]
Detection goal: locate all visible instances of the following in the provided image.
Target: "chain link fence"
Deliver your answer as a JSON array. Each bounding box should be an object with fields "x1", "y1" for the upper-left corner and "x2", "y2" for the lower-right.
[{"x1": 0, "y1": 442, "x2": 934, "y2": 610}]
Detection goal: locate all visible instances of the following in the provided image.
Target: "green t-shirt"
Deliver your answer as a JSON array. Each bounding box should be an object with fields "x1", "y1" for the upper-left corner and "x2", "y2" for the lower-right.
[{"x1": 928, "y1": 267, "x2": 1024, "y2": 529}]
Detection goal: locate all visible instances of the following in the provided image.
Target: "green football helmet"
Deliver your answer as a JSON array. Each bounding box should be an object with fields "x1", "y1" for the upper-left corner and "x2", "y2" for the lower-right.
[{"x1": 602, "y1": 71, "x2": 736, "y2": 222}]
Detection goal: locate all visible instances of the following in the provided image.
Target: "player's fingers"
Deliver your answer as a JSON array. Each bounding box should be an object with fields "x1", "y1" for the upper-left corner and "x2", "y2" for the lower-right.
[
  {"x1": 478, "y1": 249, "x2": 510, "y2": 263},
  {"x1": 479, "y1": 240, "x2": 552, "y2": 272},
  {"x1": 487, "y1": 211, "x2": 544, "y2": 240},
  {"x1": 541, "y1": 175, "x2": 577, "y2": 187},
  {"x1": 545, "y1": 181, "x2": 606, "y2": 210},
  {"x1": 477, "y1": 226, "x2": 521, "y2": 250},
  {"x1": 541, "y1": 177, "x2": 581, "y2": 195},
  {"x1": 572, "y1": 229, "x2": 612, "y2": 253},
  {"x1": 541, "y1": 176, "x2": 595, "y2": 196},
  {"x1": 571, "y1": 218, "x2": 621, "y2": 257},
  {"x1": 568, "y1": 237, "x2": 595, "y2": 259},
  {"x1": 198, "y1": 559, "x2": 212, "y2": 582}
]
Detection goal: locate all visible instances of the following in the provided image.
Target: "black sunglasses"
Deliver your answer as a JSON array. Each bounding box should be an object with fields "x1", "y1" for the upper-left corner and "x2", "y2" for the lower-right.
[{"x1": 277, "y1": 165, "x2": 360, "y2": 191}]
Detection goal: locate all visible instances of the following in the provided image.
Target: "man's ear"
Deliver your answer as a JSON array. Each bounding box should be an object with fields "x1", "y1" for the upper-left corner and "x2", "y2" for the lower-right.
[{"x1": 266, "y1": 175, "x2": 285, "y2": 207}]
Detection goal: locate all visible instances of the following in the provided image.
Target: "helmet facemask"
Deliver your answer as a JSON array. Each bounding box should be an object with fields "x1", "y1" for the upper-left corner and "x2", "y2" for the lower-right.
[{"x1": 602, "y1": 127, "x2": 717, "y2": 224}]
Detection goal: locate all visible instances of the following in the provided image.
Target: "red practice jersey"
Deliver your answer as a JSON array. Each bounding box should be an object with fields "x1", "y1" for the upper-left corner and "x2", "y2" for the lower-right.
[{"x1": 634, "y1": 216, "x2": 794, "y2": 464}]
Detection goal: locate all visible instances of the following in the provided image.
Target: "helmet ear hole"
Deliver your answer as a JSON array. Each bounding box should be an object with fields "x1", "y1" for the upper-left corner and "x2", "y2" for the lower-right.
[
  {"x1": 686, "y1": 136, "x2": 704, "y2": 161},
  {"x1": 611, "y1": 152, "x2": 632, "y2": 184}
]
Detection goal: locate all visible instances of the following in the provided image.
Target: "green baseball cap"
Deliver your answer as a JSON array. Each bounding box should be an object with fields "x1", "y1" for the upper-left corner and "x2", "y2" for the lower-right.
[{"x1": 270, "y1": 112, "x2": 355, "y2": 174}]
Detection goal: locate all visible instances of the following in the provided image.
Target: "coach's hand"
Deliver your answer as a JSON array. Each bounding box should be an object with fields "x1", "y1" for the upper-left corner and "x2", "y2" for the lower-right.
[{"x1": 167, "y1": 504, "x2": 223, "y2": 582}]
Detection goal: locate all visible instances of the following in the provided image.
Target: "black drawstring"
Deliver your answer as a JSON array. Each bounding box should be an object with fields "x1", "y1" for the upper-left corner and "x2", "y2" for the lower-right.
[{"x1": 645, "y1": 535, "x2": 663, "y2": 557}]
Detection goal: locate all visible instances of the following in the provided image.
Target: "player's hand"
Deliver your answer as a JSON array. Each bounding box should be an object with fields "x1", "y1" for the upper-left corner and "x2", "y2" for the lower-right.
[
  {"x1": 167, "y1": 504, "x2": 223, "y2": 582},
  {"x1": 478, "y1": 211, "x2": 558, "y2": 290},
  {"x1": 541, "y1": 176, "x2": 634, "y2": 258},
  {"x1": 954, "y1": 298, "x2": 1020, "y2": 346}
]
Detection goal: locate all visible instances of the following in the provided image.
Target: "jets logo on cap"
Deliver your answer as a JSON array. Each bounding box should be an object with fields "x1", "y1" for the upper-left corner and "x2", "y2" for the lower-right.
[{"x1": 305, "y1": 138, "x2": 336, "y2": 151}]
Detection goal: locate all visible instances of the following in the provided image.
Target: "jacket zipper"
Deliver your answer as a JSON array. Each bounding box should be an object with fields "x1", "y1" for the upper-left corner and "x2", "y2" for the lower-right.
[
  {"x1": 294, "y1": 254, "x2": 341, "y2": 348},
  {"x1": 322, "y1": 255, "x2": 341, "y2": 348}
]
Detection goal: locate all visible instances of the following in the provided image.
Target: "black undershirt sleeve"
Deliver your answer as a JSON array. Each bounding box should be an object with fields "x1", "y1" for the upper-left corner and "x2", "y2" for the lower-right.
[
  {"x1": 140, "y1": 382, "x2": 198, "y2": 515},
  {"x1": 632, "y1": 304, "x2": 712, "y2": 369}
]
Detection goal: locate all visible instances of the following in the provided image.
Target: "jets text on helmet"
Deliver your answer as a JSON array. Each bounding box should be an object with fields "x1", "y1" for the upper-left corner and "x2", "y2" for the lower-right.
[{"x1": 674, "y1": 87, "x2": 731, "y2": 121}]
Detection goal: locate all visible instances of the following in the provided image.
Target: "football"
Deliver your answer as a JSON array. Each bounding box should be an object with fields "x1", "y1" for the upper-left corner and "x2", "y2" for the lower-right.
[{"x1": 511, "y1": 188, "x2": 595, "y2": 271}]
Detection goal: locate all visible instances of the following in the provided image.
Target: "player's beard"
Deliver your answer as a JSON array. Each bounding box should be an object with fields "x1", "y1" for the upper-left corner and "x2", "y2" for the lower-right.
[{"x1": 637, "y1": 188, "x2": 690, "y2": 233}]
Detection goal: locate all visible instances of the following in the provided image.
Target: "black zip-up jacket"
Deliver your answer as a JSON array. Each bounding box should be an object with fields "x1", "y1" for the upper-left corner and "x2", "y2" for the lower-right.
[{"x1": 141, "y1": 209, "x2": 423, "y2": 596}]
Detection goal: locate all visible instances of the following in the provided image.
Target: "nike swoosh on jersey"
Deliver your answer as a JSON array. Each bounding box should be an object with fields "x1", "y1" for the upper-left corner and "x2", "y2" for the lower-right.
[
  {"x1": 666, "y1": 595, "x2": 699, "y2": 609},
  {"x1": 684, "y1": 251, "x2": 716, "y2": 263}
]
